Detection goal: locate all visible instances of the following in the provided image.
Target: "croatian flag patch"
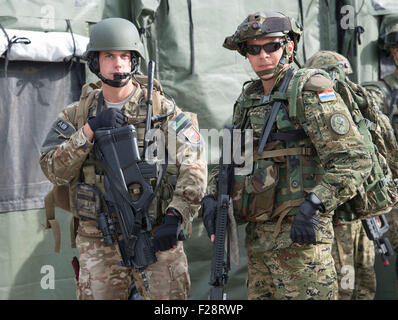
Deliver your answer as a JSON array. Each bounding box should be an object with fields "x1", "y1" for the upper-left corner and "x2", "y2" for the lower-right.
[
  {"x1": 318, "y1": 89, "x2": 336, "y2": 102},
  {"x1": 182, "y1": 124, "x2": 201, "y2": 144}
]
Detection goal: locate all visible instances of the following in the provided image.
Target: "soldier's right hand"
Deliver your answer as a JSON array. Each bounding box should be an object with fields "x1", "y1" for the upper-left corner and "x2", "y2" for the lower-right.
[
  {"x1": 201, "y1": 195, "x2": 217, "y2": 242},
  {"x1": 290, "y1": 193, "x2": 324, "y2": 245},
  {"x1": 87, "y1": 108, "x2": 126, "y2": 132}
]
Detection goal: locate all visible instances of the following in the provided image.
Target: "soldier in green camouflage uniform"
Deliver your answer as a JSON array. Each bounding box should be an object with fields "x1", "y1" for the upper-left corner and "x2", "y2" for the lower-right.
[
  {"x1": 304, "y1": 51, "x2": 378, "y2": 300},
  {"x1": 364, "y1": 24, "x2": 398, "y2": 297},
  {"x1": 39, "y1": 18, "x2": 207, "y2": 300},
  {"x1": 381, "y1": 25, "x2": 398, "y2": 264},
  {"x1": 201, "y1": 12, "x2": 372, "y2": 300}
]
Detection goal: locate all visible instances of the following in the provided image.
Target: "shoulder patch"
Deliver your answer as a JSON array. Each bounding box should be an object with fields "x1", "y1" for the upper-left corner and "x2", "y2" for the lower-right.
[
  {"x1": 182, "y1": 124, "x2": 201, "y2": 144},
  {"x1": 169, "y1": 112, "x2": 192, "y2": 134},
  {"x1": 318, "y1": 89, "x2": 337, "y2": 102},
  {"x1": 52, "y1": 118, "x2": 76, "y2": 137},
  {"x1": 330, "y1": 113, "x2": 350, "y2": 135},
  {"x1": 40, "y1": 117, "x2": 77, "y2": 153},
  {"x1": 303, "y1": 74, "x2": 334, "y2": 92}
]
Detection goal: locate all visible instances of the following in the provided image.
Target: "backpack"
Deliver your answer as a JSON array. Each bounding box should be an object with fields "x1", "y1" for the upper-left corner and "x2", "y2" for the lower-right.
[
  {"x1": 362, "y1": 80, "x2": 398, "y2": 180},
  {"x1": 289, "y1": 68, "x2": 398, "y2": 219}
]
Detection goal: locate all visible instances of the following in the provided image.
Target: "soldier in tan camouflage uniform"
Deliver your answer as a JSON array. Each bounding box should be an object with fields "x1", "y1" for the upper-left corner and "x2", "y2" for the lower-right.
[
  {"x1": 39, "y1": 18, "x2": 207, "y2": 300},
  {"x1": 200, "y1": 11, "x2": 372, "y2": 300},
  {"x1": 304, "y1": 51, "x2": 379, "y2": 300}
]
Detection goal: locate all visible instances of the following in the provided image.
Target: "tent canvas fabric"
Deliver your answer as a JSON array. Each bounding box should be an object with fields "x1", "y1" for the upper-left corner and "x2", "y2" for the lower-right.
[{"x1": 0, "y1": 60, "x2": 85, "y2": 212}]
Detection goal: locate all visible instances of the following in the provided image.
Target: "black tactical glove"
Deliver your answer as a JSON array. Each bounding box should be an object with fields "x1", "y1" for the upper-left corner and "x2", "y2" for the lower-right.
[
  {"x1": 290, "y1": 193, "x2": 325, "y2": 245},
  {"x1": 152, "y1": 209, "x2": 182, "y2": 252},
  {"x1": 87, "y1": 108, "x2": 126, "y2": 132},
  {"x1": 201, "y1": 195, "x2": 217, "y2": 239}
]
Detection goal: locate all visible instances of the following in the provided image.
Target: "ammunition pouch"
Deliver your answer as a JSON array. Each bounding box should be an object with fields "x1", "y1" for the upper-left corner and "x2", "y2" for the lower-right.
[
  {"x1": 75, "y1": 183, "x2": 102, "y2": 220},
  {"x1": 232, "y1": 160, "x2": 279, "y2": 222}
]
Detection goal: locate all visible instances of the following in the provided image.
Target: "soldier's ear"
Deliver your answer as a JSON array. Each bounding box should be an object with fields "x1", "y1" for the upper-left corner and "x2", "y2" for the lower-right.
[{"x1": 287, "y1": 40, "x2": 294, "y2": 54}]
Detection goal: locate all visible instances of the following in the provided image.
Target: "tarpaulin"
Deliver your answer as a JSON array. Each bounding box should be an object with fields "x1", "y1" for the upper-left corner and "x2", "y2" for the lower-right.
[
  {"x1": 0, "y1": 29, "x2": 89, "y2": 62},
  {"x1": 0, "y1": 60, "x2": 85, "y2": 212}
]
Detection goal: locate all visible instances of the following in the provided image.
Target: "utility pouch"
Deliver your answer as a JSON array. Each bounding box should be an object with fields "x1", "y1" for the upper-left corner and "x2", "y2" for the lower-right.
[
  {"x1": 232, "y1": 160, "x2": 279, "y2": 222},
  {"x1": 75, "y1": 183, "x2": 102, "y2": 220}
]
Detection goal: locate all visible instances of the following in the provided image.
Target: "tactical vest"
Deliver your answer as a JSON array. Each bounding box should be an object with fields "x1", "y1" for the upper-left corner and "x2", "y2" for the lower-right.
[
  {"x1": 232, "y1": 69, "x2": 325, "y2": 235},
  {"x1": 44, "y1": 76, "x2": 186, "y2": 251}
]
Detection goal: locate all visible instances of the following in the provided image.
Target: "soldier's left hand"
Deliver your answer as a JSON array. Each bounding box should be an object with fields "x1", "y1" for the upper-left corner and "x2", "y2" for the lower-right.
[
  {"x1": 152, "y1": 214, "x2": 181, "y2": 252},
  {"x1": 290, "y1": 200, "x2": 320, "y2": 245},
  {"x1": 201, "y1": 195, "x2": 217, "y2": 242}
]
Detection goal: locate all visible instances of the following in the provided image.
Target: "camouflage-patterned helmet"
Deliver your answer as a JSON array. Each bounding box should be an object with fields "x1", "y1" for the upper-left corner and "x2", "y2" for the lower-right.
[
  {"x1": 223, "y1": 11, "x2": 302, "y2": 56},
  {"x1": 304, "y1": 50, "x2": 353, "y2": 80},
  {"x1": 86, "y1": 17, "x2": 145, "y2": 58},
  {"x1": 385, "y1": 23, "x2": 398, "y2": 48}
]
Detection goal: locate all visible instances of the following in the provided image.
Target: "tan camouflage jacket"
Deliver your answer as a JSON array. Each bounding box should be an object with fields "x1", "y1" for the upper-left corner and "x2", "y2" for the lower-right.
[{"x1": 40, "y1": 79, "x2": 207, "y2": 226}]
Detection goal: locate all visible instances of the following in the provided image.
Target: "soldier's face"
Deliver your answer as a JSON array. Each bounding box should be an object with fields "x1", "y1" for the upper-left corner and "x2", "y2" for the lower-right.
[
  {"x1": 99, "y1": 50, "x2": 132, "y2": 80},
  {"x1": 390, "y1": 47, "x2": 398, "y2": 67},
  {"x1": 246, "y1": 37, "x2": 287, "y2": 80}
]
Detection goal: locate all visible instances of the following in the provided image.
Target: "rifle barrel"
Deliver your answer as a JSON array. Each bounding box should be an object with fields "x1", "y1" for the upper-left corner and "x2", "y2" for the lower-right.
[{"x1": 144, "y1": 60, "x2": 155, "y2": 154}]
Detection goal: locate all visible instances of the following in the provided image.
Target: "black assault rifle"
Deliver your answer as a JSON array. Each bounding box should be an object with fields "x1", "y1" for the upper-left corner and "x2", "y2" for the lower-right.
[
  {"x1": 93, "y1": 61, "x2": 159, "y2": 292},
  {"x1": 209, "y1": 125, "x2": 234, "y2": 300},
  {"x1": 362, "y1": 214, "x2": 394, "y2": 266}
]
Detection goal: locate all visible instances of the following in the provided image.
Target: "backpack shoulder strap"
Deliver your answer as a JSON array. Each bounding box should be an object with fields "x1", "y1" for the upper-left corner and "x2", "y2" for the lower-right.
[
  {"x1": 288, "y1": 68, "x2": 333, "y2": 122},
  {"x1": 75, "y1": 81, "x2": 102, "y2": 129}
]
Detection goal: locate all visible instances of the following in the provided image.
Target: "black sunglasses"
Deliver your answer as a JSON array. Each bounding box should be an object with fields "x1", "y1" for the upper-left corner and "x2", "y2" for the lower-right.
[{"x1": 246, "y1": 41, "x2": 286, "y2": 55}]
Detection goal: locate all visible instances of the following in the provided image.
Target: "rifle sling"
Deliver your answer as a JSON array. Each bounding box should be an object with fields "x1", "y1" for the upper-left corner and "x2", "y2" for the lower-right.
[
  {"x1": 257, "y1": 68, "x2": 295, "y2": 155},
  {"x1": 253, "y1": 147, "x2": 313, "y2": 161},
  {"x1": 269, "y1": 129, "x2": 308, "y2": 142}
]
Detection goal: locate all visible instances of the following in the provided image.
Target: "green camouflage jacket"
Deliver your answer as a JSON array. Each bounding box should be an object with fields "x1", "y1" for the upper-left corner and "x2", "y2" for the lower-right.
[
  {"x1": 382, "y1": 71, "x2": 398, "y2": 138},
  {"x1": 208, "y1": 67, "x2": 372, "y2": 248}
]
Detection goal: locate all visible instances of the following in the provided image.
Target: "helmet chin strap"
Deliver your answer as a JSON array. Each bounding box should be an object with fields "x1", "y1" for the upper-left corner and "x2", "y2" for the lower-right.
[
  {"x1": 97, "y1": 64, "x2": 138, "y2": 88},
  {"x1": 256, "y1": 56, "x2": 288, "y2": 79},
  {"x1": 255, "y1": 41, "x2": 292, "y2": 79},
  {"x1": 98, "y1": 72, "x2": 132, "y2": 87}
]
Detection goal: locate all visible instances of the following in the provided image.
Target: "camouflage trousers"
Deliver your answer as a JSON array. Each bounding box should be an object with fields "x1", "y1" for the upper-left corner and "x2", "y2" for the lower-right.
[
  {"x1": 246, "y1": 215, "x2": 338, "y2": 300},
  {"x1": 386, "y1": 207, "x2": 398, "y2": 297},
  {"x1": 332, "y1": 220, "x2": 376, "y2": 300},
  {"x1": 75, "y1": 220, "x2": 190, "y2": 300}
]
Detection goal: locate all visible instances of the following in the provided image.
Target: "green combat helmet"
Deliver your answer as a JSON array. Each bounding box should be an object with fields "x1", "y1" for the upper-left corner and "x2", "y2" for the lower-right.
[
  {"x1": 223, "y1": 11, "x2": 302, "y2": 78},
  {"x1": 85, "y1": 17, "x2": 145, "y2": 87},
  {"x1": 304, "y1": 50, "x2": 353, "y2": 81}
]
